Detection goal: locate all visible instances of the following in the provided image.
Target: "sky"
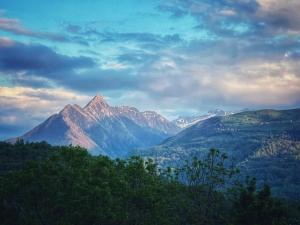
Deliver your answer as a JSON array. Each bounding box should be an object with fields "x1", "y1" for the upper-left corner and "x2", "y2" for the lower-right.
[{"x1": 0, "y1": 0, "x2": 300, "y2": 139}]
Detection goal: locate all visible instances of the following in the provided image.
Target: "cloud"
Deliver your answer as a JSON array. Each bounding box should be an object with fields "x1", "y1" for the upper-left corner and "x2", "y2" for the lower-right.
[
  {"x1": 0, "y1": 86, "x2": 92, "y2": 139},
  {"x1": 256, "y1": 0, "x2": 300, "y2": 34},
  {"x1": 0, "y1": 38, "x2": 145, "y2": 93},
  {"x1": 158, "y1": 0, "x2": 259, "y2": 36},
  {"x1": 0, "y1": 39, "x2": 96, "y2": 82},
  {"x1": 100, "y1": 32, "x2": 182, "y2": 45},
  {"x1": 105, "y1": 35, "x2": 300, "y2": 111},
  {"x1": 136, "y1": 60, "x2": 300, "y2": 111},
  {"x1": 0, "y1": 16, "x2": 69, "y2": 42},
  {"x1": 0, "y1": 36, "x2": 14, "y2": 46},
  {"x1": 158, "y1": 0, "x2": 300, "y2": 37},
  {"x1": 57, "y1": 68, "x2": 139, "y2": 93},
  {"x1": 0, "y1": 13, "x2": 90, "y2": 45},
  {"x1": 117, "y1": 50, "x2": 158, "y2": 65},
  {"x1": 64, "y1": 23, "x2": 184, "y2": 49}
]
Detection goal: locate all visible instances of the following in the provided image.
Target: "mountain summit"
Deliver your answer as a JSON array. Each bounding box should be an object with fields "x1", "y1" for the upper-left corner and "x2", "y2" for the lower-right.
[
  {"x1": 12, "y1": 95, "x2": 180, "y2": 157},
  {"x1": 84, "y1": 95, "x2": 113, "y2": 119},
  {"x1": 85, "y1": 95, "x2": 110, "y2": 109}
]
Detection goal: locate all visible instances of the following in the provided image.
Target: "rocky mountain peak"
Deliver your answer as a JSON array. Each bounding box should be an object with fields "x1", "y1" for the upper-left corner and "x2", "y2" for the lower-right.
[
  {"x1": 83, "y1": 95, "x2": 113, "y2": 119},
  {"x1": 13, "y1": 94, "x2": 180, "y2": 156},
  {"x1": 85, "y1": 95, "x2": 109, "y2": 108}
]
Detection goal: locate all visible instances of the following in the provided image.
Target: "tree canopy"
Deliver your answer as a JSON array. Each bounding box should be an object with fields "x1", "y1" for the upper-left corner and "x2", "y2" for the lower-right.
[{"x1": 0, "y1": 142, "x2": 299, "y2": 225}]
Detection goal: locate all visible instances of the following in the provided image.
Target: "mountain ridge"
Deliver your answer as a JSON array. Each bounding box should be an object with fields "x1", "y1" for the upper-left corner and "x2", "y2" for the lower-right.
[{"x1": 10, "y1": 95, "x2": 180, "y2": 157}]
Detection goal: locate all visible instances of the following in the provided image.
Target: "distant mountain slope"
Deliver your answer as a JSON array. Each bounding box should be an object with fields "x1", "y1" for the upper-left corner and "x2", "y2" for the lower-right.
[
  {"x1": 172, "y1": 109, "x2": 234, "y2": 128},
  {"x1": 164, "y1": 109, "x2": 300, "y2": 155},
  {"x1": 10, "y1": 95, "x2": 180, "y2": 157},
  {"x1": 137, "y1": 108, "x2": 300, "y2": 199}
]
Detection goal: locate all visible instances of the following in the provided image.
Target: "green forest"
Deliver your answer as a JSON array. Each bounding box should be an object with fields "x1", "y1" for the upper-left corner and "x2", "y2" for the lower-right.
[{"x1": 0, "y1": 141, "x2": 300, "y2": 225}]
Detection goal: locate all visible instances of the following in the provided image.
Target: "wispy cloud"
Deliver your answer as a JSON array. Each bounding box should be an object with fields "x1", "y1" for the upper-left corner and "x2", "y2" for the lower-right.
[
  {"x1": 0, "y1": 16, "x2": 69, "y2": 42},
  {"x1": 64, "y1": 23, "x2": 184, "y2": 50}
]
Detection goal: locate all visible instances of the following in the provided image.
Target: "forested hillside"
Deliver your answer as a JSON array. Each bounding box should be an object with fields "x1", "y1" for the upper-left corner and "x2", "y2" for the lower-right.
[
  {"x1": 1, "y1": 142, "x2": 300, "y2": 225},
  {"x1": 135, "y1": 109, "x2": 300, "y2": 199}
]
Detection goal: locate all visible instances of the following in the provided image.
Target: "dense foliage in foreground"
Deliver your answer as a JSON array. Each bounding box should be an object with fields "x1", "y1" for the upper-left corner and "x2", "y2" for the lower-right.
[{"x1": 0, "y1": 141, "x2": 300, "y2": 225}]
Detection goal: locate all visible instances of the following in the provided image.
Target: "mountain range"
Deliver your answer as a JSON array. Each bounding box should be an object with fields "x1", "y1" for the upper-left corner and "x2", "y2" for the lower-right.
[{"x1": 10, "y1": 95, "x2": 179, "y2": 157}]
